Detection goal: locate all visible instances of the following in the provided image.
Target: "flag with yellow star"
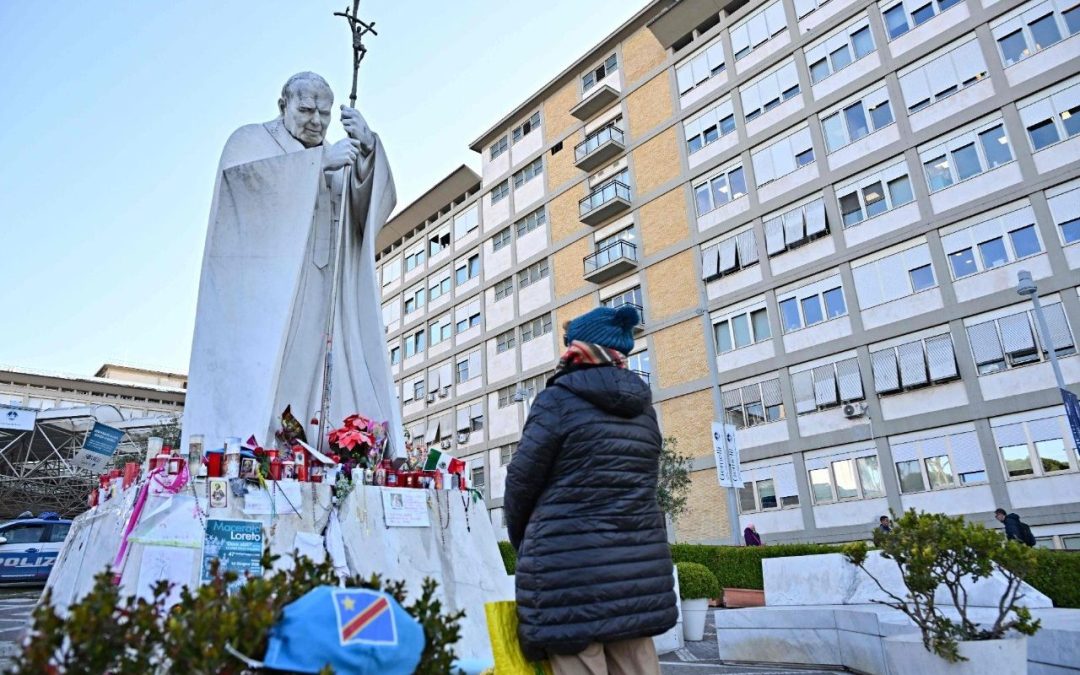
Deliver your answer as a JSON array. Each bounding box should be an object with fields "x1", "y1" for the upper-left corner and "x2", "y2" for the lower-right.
[{"x1": 333, "y1": 589, "x2": 398, "y2": 646}]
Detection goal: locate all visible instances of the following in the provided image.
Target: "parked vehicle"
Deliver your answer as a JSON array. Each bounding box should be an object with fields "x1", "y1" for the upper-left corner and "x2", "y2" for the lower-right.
[{"x1": 0, "y1": 513, "x2": 71, "y2": 584}]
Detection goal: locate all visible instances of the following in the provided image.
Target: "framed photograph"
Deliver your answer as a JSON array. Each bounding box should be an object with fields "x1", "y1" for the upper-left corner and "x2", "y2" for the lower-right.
[
  {"x1": 208, "y1": 478, "x2": 228, "y2": 509},
  {"x1": 239, "y1": 457, "x2": 257, "y2": 480}
]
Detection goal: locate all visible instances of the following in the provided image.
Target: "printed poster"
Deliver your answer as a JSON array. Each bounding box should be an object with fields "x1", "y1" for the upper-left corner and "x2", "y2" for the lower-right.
[
  {"x1": 200, "y1": 519, "x2": 263, "y2": 592},
  {"x1": 381, "y1": 488, "x2": 430, "y2": 527},
  {"x1": 72, "y1": 422, "x2": 124, "y2": 472}
]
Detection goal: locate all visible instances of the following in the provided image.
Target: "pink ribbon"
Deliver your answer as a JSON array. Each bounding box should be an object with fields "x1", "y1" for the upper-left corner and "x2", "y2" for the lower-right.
[{"x1": 111, "y1": 465, "x2": 191, "y2": 585}]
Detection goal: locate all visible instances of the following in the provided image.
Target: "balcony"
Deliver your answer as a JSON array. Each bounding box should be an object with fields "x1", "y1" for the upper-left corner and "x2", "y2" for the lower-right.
[
  {"x1": 603, "y1": 301, "x2": 646, "y2": 334},
  {"x1": 570, "y1": 84, "x2": 619, "y2": 121},
  {"x1": 632, "y1": 369, "x2": 651, "y2": 385},
  {"x1": 583, "y1": 239, "x2": 638, "y2": 283},
  {"x1": 579, "y1": 179, "x2": 632, "y2": 226},
  {"x1": 575, "y1": 125, "x2": 626, "y2": 172}
]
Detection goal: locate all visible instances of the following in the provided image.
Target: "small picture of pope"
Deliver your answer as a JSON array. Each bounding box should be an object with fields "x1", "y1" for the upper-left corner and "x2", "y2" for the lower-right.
[{"x1": 391, "y1": 493, "x2": 404, "y2": 509}]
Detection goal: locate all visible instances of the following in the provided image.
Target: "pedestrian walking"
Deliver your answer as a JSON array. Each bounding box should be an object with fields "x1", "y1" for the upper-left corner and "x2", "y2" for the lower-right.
[
  {"x1": 878, "y1": 515, "x2": 892, "y2": 534},
  {"x1": 744, "y1": 523, "x2": 762, "y2": 546},
  {"x1": 995, "y1": 508, "x2": 1036, "y2": 546},
  {"x1": 505, "y1": 305, "x2": 677, "y2": 675}
]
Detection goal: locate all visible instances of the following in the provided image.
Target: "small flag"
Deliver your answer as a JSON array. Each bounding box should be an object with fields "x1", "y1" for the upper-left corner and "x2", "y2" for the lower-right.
[
  {"x1": 333, "y1": 589, "x2": 397, "y2": 646},
  {"x1": 423, "y1": 447, "x2": 456, "y2": 472}
]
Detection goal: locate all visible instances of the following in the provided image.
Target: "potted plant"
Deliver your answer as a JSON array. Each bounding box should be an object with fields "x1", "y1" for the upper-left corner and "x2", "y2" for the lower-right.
[
  {"x1": 675, "y1": 562, "x2": 720, "y2": 642},
  {"x1": 844, "y1": 510, "x2": 1041, "y2": 674}
]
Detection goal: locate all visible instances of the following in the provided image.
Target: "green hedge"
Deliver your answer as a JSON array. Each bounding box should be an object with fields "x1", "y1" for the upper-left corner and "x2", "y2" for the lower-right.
[
  {"x1": 498, "y1": 540, "x2": 517, "y2": 576},
  {"x1": 1029, "y1": 549, "x2": 1080, "y2": 608}
]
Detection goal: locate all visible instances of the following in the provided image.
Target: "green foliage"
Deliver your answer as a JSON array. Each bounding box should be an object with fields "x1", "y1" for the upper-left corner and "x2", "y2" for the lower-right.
[
  {"x1": 1028, "y1": 548, "x2": 1080, "y2": 608},
  {"x1": 675, "y1": 562, "x2": 720, "y2": 600},
  {"x1": 497, "y1": 540, "x2": 517, "y2": 576},
  {"x1": 843, "y1": 509, "x2": 1040, "y2": 664},
  {"x1": 656, "y1": 436, "x2": 692, "y2": 522},
  {"x1": 670, "y1": 542, "x2": 841, "y2": 590},
  {"x1": 12, "y1": 550, "x2": 465, "y2": 674}
]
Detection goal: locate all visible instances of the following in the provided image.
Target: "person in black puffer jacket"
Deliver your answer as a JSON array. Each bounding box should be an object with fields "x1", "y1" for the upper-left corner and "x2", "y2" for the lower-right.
[{"x1": 505, "y1": 304, "x2": 677, "y2": 675}]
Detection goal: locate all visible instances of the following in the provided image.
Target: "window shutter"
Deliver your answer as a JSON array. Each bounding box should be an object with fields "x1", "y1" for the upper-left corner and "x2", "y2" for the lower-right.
[
  {"x1": 701, "y1": 244, "x2": 720, "y2": 280},
  {"x1": 424, "y1": 423, "x2": 439, "y2": 444},
  {"x1": 722, "y1": 388, "x2": 742, "y2": 411},
  {"x1": 1047, "y1": 191, "x2": 1078, "y2": 226},
  {"x1": 764, "y1": 1, "x2": 786, "y2": 34},
  {"x1": 889, "y1": 441, "x2": 918, "y2": 464},
  {"x1": 774, "y1": 462, "x2": 798, "y2": 497},
  {"x1": 836, "y1": 357, "x2": 864, "y2": 400},
  {"x1": 741, "y1": 383, "x2": 763, "y2": 405},
  {"x1": 899, "y1": 70, "x2": 930, "y2": 111},
  {"x1": 761, "y1": 378, "x2": 783, "y2": 407},
  {"x1": 1039, "y1": 303, "x2": 1075, "y2": 351},
  {"x1": 805, "y1": 199, "x2": 827, "y2": 236},
  {"x1": 999, "y1": 313, "x2": 1035, "y2": 355},
  {"x1": 794, "y1": 0, "x2": 816, "y2": 17},
  {"x1": 1027, "y1": 417, "x2": 1062, "y2": 443},
  {"x1": 403, "y1": 381, "x2": 415, "y2": 402},
  {"x1": 731, "y1": 24, "x2": 750, "y2": 57},
  {"x1": 925, "y1": 334, "x2": 958, "y2": 380},
  {"x1": 736, "y1": 230, "x2": 758, "y2": 266},
  {"x1": 812, "y1": 365, "x2": 838, "y2": 406},
  {"x1": 966, "y1": 321, "x2": 1004, "y2": 365},
  {"x1": 456, "y1": 408, "x2": 470, "y2": 432},
  {"x1": 782, "y1": 208, "x2": 805, "y2": 244},
  {"x1": 428, "y1": 368, "x2": 441, "y2": 390},
  {"x1": 468, "y1": 352, "x2": 482, "y2": 379},
  {"x1": 439, "y1": 362, "x2": 453, "y2": 388},
  {"x1": 949, "y1": 431, "x2": 985, "y2": 474},
  {"x1": 718, "y1": 237, "x2": 738, "y2": 273},
  {"x1": 897, "y1": 341, "x2": 928, "y2": 387},
  {"x1": 764, "y1": 217, "x2": 786, "y2": 255},
  {"x1": 991, "y1": 423, "x2": 1026, "y2": 448},
  {"x1": 951, "y1": 39, "x2": 986, "y2": 82},
  {"x1": 792, "y1": 370, "x2": 816, "y2": 413},
  {"x1": 871, "y1": 349, "x2": 900, "y2": 393}
]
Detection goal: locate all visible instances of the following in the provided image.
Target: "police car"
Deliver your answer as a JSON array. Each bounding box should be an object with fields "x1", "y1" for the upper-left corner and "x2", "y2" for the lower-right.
[{"x1": 0, "y1": 513, "x2": 71, "y2": 584}]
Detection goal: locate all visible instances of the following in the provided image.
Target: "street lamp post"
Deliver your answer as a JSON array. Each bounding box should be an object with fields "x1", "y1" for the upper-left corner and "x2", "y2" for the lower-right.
[{"x1": 1016, "y1": 271, "x2": 1067, "y2": 391}]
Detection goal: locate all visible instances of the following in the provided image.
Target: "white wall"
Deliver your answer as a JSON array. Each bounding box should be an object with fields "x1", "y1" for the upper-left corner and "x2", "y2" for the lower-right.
[
  {"x1": 783, "y1": 316, "x2": 852, "y2": 354},
  {"x1": 860, "y1": 288, "x2": 944, "y2": 331},
  {"x1": 717, "y1": 340, "x2": 776, "y2": 374},
  {"x1": 518, "y1": 279, "x2": 552, "y2": 316},
  {"x1": 797, "y1": 407, "x2": 870, "y2": 437},
  {"x1": 952, "y1": 255, "x2": 1052, "y2": 303},
  {"x1": 844, "y1": 201, "x2": 921, "y2": 248},
  {"x1": 1008, "y1": 473, "x2": 1080, "y2": 509},
  {"x1": 759, "y1": 163, "x2": 819, "y2": 207},
  {"x1": 521, "y1": 335, "x2": 556, "y2": 371},
  {"x1": 909, "y1": 79, "x2": 995, "y2": 133},
  {"x1": 901, "y1": 484, "x2": 996, "y2": 516},
  {"x1": 828, "y1": 125, "x2": 901, "y2": 172},
  {"x1": 706, "y1": 266, "x2": 763, "y2": 301},
  {"x1": 811, "y1": 52, "x2": 880, "y2": 101},
  {"x1": 513, "y1": 176, "x2": 545, "y2": 214},
  {"x1": 929, "y1": 163, "x2": 1023, "y2": 214},
  {"x1": 888, "y1": 3, "x2": 970, "y2": 58},
  {"x1": 770, "y1": 235, "x2": 836, "y2": 277},
  {"x1": 978, "y1": 358, "x2": 1080, "y2": 401},
  {"x1": 812, "y1": 496, "x2": 888, "y2": 529},
  {"x1": 879, "y1": 381, "x2": 969, "y2": 421},
  {"x1": 736, "y1": 420, "x2": 790, "y2": 449}
]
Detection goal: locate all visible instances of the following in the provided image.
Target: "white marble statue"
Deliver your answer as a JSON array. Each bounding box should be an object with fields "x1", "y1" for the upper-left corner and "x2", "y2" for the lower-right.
[{"x1": 182, "y1": 72, "x2": 403, "y2": 457}]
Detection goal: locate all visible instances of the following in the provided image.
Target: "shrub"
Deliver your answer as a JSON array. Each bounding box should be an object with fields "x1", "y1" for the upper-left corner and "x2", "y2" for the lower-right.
[
  {"x1": 1028, "y1": 549, "x2": 1080, "y2": 608},
  {"x1": 671, "y1": 542, "x2": 841, "y2": 590},
  {"x1": 676, "y1": 562, "x2": 720, "y2": 600},
  {"x1": 844, "y1": 509, "x2": 1040, "y2": 663},
  {"x1": 657, "y1": 437, "x2": 692, "y2": 522},
  {"x1": 498, "y1": 540, "x2": 517, "y2": 576},
  {"x1": 13, "y1": 550, "x2": 465, "y2": 674}
]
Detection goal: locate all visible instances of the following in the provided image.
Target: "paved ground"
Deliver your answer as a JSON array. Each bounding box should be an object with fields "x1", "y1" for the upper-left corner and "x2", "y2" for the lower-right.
[{"x1": 0, "y1": 586, "x2": 38, "y2": 670}]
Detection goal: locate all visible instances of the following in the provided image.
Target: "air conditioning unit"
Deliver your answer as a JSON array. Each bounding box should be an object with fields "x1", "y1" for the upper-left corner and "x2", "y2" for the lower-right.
[
  {"x1": 843, "y1": 402, "x2": 867, "y2": 418},
  {"x1": 456, "y1": 430, "x2": 470, "y2": 444},
  {"x1": 438, "y1": 387, "x2": 449, "y2": 398},
  {"x1": 426, "y1": 393, "x2": 437, "y2": 403},
  {"x1": 441, "y1": 440, "x2": 452, "y2": 450}
]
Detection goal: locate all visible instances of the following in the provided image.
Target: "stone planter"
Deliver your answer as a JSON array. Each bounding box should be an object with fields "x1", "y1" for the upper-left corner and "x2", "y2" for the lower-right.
[
  {"x1": 722, "y1": 588, "x2": 765, "y2": 608},
  {"x1": 883, "y1": 633, "x2": 1027, "y2": 675},
  {"x1": 681, "y1": 598, "x2": 709, "y2": 641}
]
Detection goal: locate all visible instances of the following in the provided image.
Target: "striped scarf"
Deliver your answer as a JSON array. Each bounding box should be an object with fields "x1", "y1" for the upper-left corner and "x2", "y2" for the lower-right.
[{"x1": 555, "y1": 340, "x2": 627, "y2": 378}]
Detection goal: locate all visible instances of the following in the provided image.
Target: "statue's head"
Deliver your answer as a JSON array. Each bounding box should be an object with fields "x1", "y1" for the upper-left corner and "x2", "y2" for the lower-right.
[{"x1": 278, "y1": 72, "x2": 334, "y2": 148}]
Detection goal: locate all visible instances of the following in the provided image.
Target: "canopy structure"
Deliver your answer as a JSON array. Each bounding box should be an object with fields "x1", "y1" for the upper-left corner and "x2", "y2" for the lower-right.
[{"x1": 0, "y1": 405, "x2": 177, "y2": 520}]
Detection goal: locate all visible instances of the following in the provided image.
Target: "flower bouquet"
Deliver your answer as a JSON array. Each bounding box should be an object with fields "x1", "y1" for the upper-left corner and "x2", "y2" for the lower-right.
[{"x1": 327, "y1": 413, "x2": 389, "y2": 478}]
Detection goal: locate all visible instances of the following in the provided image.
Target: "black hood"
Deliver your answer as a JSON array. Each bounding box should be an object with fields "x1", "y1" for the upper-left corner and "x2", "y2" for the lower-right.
[{"x1": 553, "y1": 366, "x2": 652, "y2": 418}]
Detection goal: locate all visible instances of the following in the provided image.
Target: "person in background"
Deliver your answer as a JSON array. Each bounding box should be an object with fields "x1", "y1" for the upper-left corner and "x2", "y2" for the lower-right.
[
  {"x1": 996, "y1": 508, "x2": 1036, "y2": 546},
  {"x1": 878, "y1": 515, "x2": 892, "y2": 534},
  {"x1": 744, "y1": 523, "x2": 762, "y2": 547},
  {"x1": 504, "y1": 305, "x2": 677, "y2": 675}
]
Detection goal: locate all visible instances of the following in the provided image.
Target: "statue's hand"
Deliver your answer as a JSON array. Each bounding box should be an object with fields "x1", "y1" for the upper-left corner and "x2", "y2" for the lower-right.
[
  {"x1": 322, "y1": 138, "x2": 363, "y2": 171},
  {"x1": 341, "y1": 106, "x2": 374, "y2": 156}
]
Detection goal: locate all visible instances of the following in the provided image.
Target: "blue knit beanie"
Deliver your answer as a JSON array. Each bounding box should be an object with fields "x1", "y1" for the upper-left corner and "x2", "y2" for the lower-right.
[{"x1": 564, "y1": 305, "x2": 639, "y2": 355}]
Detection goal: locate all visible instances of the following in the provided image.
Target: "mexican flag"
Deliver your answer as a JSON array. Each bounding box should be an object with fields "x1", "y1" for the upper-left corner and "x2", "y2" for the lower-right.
[{"x1": 423, "y1": 448, "x2": 466, "y2": 474}]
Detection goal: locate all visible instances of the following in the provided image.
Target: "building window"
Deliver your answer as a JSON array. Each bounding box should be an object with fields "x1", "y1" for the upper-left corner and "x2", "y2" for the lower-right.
[
  {"x1": 517, "y1": 259, "x2": 550, "y2": 289},
  {"x1": 890, "y1": 430, "x2": 988, "y2": 493},
  {"x1": 428, "y1": 317, "x2": 452, "y2": 347},
  {"x1": 1047, "y1": 183, "x2": 1080, "y2": 244},
  {"x1": 381, "y1": 257, "x2": 402, "y2": 287},
  {"x1": 807, "y1": 454, "x2": 885, "y2": 503},
  {"x1": 942, "y1": 206, "x2": 1043, "y2": 280},
  {"x1": 412, "y1": 379, "x2": 426, "y2": 401},
  {"x1": 453, "y1": 204, "x2": 479, "y2": 241},
  {"x1": 493, "y1": 277, "x2": 514, "y2": 301},
  {"x1": 966, "y1": 303, "x2": 1076, "y2": 375},
  {"x1": 497, "y1": 384, "x2": 516, "y2": 408},
  {"x1": 489, "y1": 136, "x2": 508, "y2": 160},
  {"x1": 471, "y1": 466, "x2": 486, "y2": 493},
  {"x1": 492, "y1": 226, "x2": 512, "y2": 252},
  {"x1": 583, "y1": 53, "x2": 618, "y2": 91},
  {"x1": 676, "y1": 39, "x2": 725, "y2": 95},
  {"x1": 515, "y1": 207, "x2": 547, "y2": 237},
  {"x1": 429, "y1": 229, "x2": 451, "y2": 257},
  {"x1": 404, "y1": 248, "x2": 426, "y2": 272},
  {"x1": 871, "y1": 333, "x2": 959, "y2": 394},
  {"x1": 993, "y1": 414, "x2": 1077, "y2": 478},
  {"x1": 805, "y1": 18, "x2": 875, "y2": 84},
  {"x1": 791, "y1": 356, "x2": 864, "y2": 414},
  {"x1": 764, "y1": 198, "x2": 829, "y2": 256},
  {"x1": 455, "y1": 308, "x2": 481, "y2": 333},
  {"x1": 836, "y1": 161, "x2": 914, "y2": 228},
  {"x1": 920, "y1": 120, "x2": 1014, "y2": 192},
  {"x1": 701, "y1": 229, "x2": 758, "y2": 281},
  {"x1": 684, "y1": 98, "x2": 735, "y2": 154},
  {"x1": 628, "y1": 350, "x2": 651, "y2": 382},
  {"x1": 821, "y1": 87, "x2": 894, "y2": 153},
  {"x1": 714, "y1": 306, "x2": 771, "y2": 354},
  {"x1": 991, "y1": 0, "x2": 1077, "y2": 67},
  {"x1": 752, "y1": 127, "x2": 815, "y2": 187},
  {"x1": 455, "y1": 254, "x2": 480, "y2": 285},
  {"x1": 513, "y1": 157, "x2": 543, "y2": 188},
  {"x1": 778, "y1": 283, "x2": 847, "y2": 333},
  {"x1": 693, "y1": 163, "x2": 748, "y2": 216},
  {"x1": 404, "y1": 329, "x2": 425, "y2": 358},
  {"x1": 602, "y1": 285, "x2": 644, "y2": 313},
  {"x1": 520, "y1": 314, "x2": 553, "y2": 343},
  {"x1": 730, "y1": 1, "x2": 788, "y2": 61},
  {"x1": 500, "y1": 443, "x2": 517, "y2": 466},
  {"x1": 428, "y1": 274, "x2": 451, "y2": 302},
  {"x1": 740, "y1": 59, "x2": 800, "y2": 122},
  {"x1": 881, "y1": 0, "x2": 965, "y2": 41},
  {"x1": 852, "y1": 241, "x2": 936, "y2": 309},
  {"x1": 512, "y1": 111, "x2": 540, "y2": 144},
  {"x1": 1018, "y1": 79, "x2": 1080, "y2": 152},
  {"x1": 403, "y1": 286, "x2": 426, "y2": 315},
  {"x1": 389, "y1": 346, "x2": 401, "y2": 365},
  {"x1": 722, "y1": 378, "x2": 784, "y2": 428},
  {"x1": 899, "y1": 39, "x2": 988, "y2": 114},
  {"x1": 495, "y1": 329, "x2": 517, "y2": 354},
  {"x1": 490, "y1": 180, "x2": 510, "y2": 205}
]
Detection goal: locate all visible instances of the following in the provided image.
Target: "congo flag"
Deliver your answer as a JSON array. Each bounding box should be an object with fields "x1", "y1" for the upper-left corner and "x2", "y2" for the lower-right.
[{"x1": 333, "y1": 589, "x2": 398, "y2": 646}]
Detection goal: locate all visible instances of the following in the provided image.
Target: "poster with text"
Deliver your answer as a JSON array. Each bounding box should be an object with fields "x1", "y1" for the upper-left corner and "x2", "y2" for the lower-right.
[
  {"x1": 381, "y1": 488, "x2": 430, "y2": 527},
  {"x1": 200, "y1": 519, "x2": 263, "y2": 592}
]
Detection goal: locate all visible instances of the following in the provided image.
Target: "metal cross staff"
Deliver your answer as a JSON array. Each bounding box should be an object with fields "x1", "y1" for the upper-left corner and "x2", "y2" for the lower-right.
[{"x1": 316, "y1": 1, "x2": 378, "y2": 456}]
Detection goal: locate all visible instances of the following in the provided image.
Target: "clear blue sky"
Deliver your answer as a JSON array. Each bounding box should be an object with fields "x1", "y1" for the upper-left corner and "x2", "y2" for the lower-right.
[{"x1": 0, "y1": 0, "x2": 647, "y2": 376}]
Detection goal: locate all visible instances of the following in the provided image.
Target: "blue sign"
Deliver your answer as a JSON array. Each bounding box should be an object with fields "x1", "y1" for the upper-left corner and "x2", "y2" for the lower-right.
[
  {"x1": 84, "y1": 422, "x2": 124, "y2": 455},
  {"x1": 0, "y1": 551, "x2": 58, "y2": 582},
  {"x1": 1063, "y1": 388, "x2": 1080, "y2": 452},
  {"x1": 201, "y1": 519, "x2": 263, "y2": 592}
]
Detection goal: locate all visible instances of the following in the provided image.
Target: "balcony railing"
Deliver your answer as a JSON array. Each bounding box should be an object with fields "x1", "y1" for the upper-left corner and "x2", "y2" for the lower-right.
[
  {"x1": 632, "y1": 369, "x2": 651, "y2": 385},
  {"x1": 579, "y1": 179, "x2": 632, "y2": 225},
  {"x1": 603, "y1": 301, "x2": 645, "y2": 332},
  {"x1": 575, "y1": 125, "x2": 626, "y2": 171},
  {"x1": 583, "y1": 239, "x2": 637, "y2": 283}
]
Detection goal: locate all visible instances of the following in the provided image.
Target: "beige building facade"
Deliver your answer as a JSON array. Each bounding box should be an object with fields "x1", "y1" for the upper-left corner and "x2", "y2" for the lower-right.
[{"x1": 376, "y1": 0, "x2": 1080, "y2": 548}]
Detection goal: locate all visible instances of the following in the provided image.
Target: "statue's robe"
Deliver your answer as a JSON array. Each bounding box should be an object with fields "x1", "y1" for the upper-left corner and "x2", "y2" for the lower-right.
[{"x1": 182, "y1": 117, "x2": 403, "y2": 457}]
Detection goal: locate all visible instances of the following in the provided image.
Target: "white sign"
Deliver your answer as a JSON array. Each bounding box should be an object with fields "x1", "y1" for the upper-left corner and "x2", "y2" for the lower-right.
[
  {"x1": 725, "y1": 422, "x2": 742, "y2": 488},
  {"x1": 711, "y1": 421, "x2": 742, "y2": 488},
  {"x1": 381, "y1": 488, "x2": 430, "y2": 528},
  {"x1": 711, "y1": 422, "x2": 730, "y2": 488},
  {"x1": 242, "y1": 482, "x2": 303, "y2": 516},
  {"x1": 0, "y1": 405, "x2": 37, "y2": 432}
]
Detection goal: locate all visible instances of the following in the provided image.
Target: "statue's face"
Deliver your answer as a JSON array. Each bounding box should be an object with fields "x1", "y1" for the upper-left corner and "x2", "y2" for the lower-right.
[{"x1": 279, "y1": 81, "x2": 333, "y2": 148}]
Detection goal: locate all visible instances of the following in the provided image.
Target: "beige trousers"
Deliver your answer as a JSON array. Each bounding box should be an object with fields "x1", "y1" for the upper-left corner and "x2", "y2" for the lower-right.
[{"x1": 549, "y1": 637, "x2": 661, "y2": 675}]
